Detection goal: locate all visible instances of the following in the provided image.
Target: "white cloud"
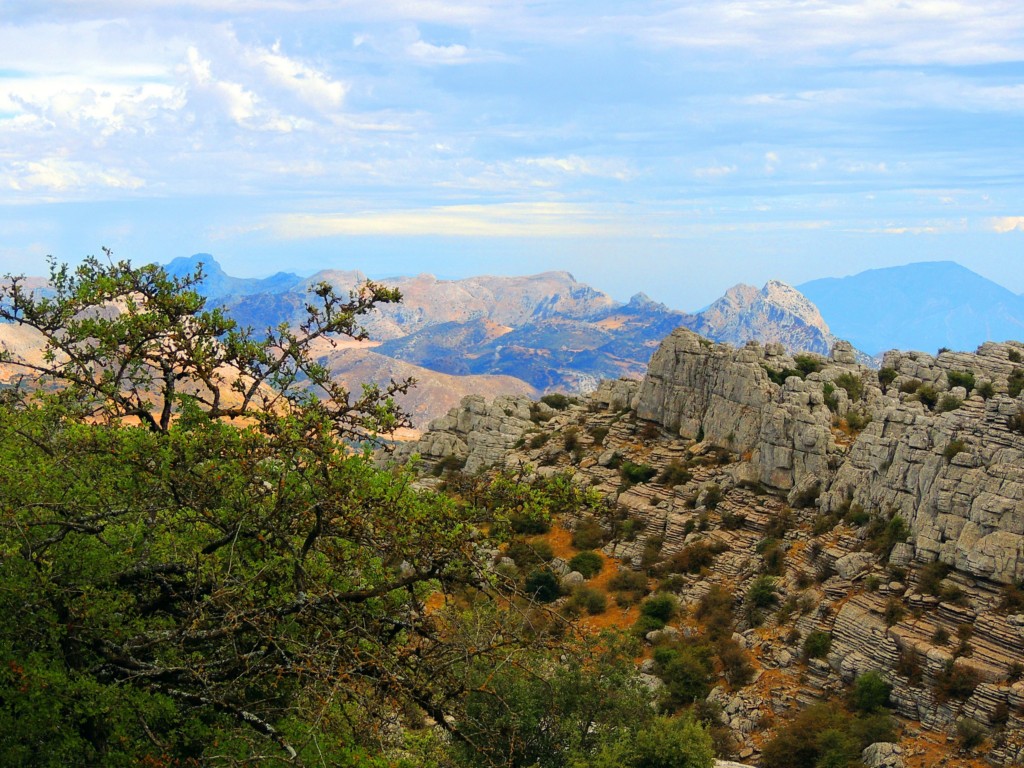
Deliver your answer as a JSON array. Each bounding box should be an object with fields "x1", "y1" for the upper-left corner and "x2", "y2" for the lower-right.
[
  {"x1": 248, "y1": 41, "x2": 347, "y2": 109},
  {"x1": 520, "y1": 155, "x2": 634, "y2": 181},
  {"x1": 693, "y1": 164, "x2": 737, "y2": 179},
  {"x1": 991, "y1": 217, "x2": 1024, "y2": 233},
  {"x1": 5, "y1": 158, "x2": 144, "y2": 193},
  {"x1": 406, "y1": 39, "x2": 471, "y2": 64},
  {"x1": 269, "y1": 202, "x2": 634, "y2": 239}
]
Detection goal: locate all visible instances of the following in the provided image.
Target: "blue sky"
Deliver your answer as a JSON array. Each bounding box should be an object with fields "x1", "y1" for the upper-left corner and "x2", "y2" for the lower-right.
[{"x1": 1, "y1": 1, "x2": 1023, "y2": 309}]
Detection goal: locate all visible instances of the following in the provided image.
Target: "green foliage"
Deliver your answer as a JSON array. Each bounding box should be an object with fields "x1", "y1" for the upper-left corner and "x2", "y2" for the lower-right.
[
  {"x1": 794, "y1": 354, "x2": 825, "y2": 377},
  {"x1": 878, "y1": 367, "x2": 898, "y2": 388},
  {"x1": 569, "y1": 550, "x2": 604, "y2": 579},
  {"x1": 865, "y1": 512, "x2": 909, "y2": 557},
  {"x1": 639, "y1": 594, "x2": 678, "y2": 626},
  {"x1": 653, "y1": 644, "x2": 714, "y2": 709},
  {"x1": 609, "y1": 569, "x2": 649, "y2": 606},
  {"x1": 977, "y1": 380, "x2": 995, "y2": 399},
  {"x1": 760, "y1": 704, "x2": 856, "y2": 768},
  {"x1": 919, "y1": 560, "x2": 952, "y2": 595},
  {"x1": 746, "y1": 576, "x2": 778, "y2": 609},
  {"x1": 915, "y1": 383, "x2": 939, "y2": 410},
  {"x1": 541, "y1": 393, "x2": 572, "y2": 410},
  {"x1": 702, "y1": 483, "x2": 723, "y2": 510},
  {"x1": 568, "y1": 586, "x2": 608, "y2": 616},
  {"x1": 695, "y1": 584, "x2": 735, "y2": 641},
  {"x1": 657, "y1": 460, "x2": 692, "y2": 487},
  {"x1": 0, "y1": 256, "x2": 563, "y2": 765},
  {"x1": 937, "y1": 393, "x2": 963, "y2": 412},
  {"x1": 899, "y1": 378, "x2": 922, "y2": 394},
  {"x1": 934, "y1": 661, "x2": 980, "y2": 702},
  {"x1": 1010, "y1": 349, "x2": 1023, "y2": 363},
  {"x1": 883, "y1": 597, "x2": 906, "y2": 626},
  {"x1": 833, "y1": 372, "x2": 864, "y2": 402},
  {"x1": 507, "y1": 538, "x2": 555, "y2": 567},
  {"x1": 759, "y1": 538, "x2": 787, "y2": 576},
  {"x1": 619, "y1": 461, "x2": 657, "y2": 486},
  {"x1": 588, "y1": 426, "x2": 609, "y2": 445},
  {"x1": 851, "y1": 671, "x2": 892, "y2": 713},
  {"x1": 659, "y1": 540, "x2": 728, "y2": 575},
  {"x1": 803, "y1": 631, "x2": 833, "y2": 659},
  {"x1": 573, "y1": 516, "x2": 607, "y2": 549},
  {"x1": 943, "y1": 439, "x2": 967, "y2": 461},
  {"x1": 946, "y1": 370, "x2": 976, "y2": 391},
  {"x1": 1008, "y1": 368, "x2": 1024, "y2": 398},
  {"x1": 957, "y1": 718, "x2": 987, "y2": 751},
  {"x1": 524, "y1": 568, "x2": 561, "y2": 603},
  {"x1": 575, "y1": 713, "x2": 714, "y2": 768},
  {"x1": 1008, "y1": 409, "x2": 1024, "y2": 435}
]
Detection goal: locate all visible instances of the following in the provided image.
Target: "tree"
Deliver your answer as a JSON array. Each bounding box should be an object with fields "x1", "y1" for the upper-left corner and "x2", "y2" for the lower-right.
[
  {"x1": 0, "y1": 250, "x2": 410, "y2": 438},
  {"x1": 0, "y1": 254, "x2": 547, "y2": 765}
]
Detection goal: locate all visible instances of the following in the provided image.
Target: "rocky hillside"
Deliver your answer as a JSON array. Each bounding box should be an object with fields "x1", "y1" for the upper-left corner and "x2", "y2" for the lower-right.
[{"x1": 394, "y1": 329, "x2": 1024, "y2": 766}]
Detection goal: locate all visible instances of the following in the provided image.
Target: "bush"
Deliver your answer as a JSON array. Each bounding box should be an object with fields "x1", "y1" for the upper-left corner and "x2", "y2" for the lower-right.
[
  {"x1": 760, "y1": 704, "x2": 853, "y2": 768},
  {"x1": 946, "y1": 370, "x2": 976, "y2": 391},
  {"x1": 759, "y1": 539, "x2": 787, "y2": 576},
  {"x1": 1009, "y1": 409, "x2": 1024, "y2": 435},
  {"x1": 943, "y1": 439, "x2": 967, "y2": 462},
  {"x1": 568, "y1": 586, "x2": 607, "y2": 616},
  {"x1": 866, "y1": 513, "x2": 909, "y2": 557},
  {"x1": 431, "y1": 453, "x2": 466, "y2": 476},
  {"x1": 588, "y1": 425, "x2": 609, "y2": 445},
  {"x1": 702, "y1": 484, "x2": 723, "y2": 510},
  {"x1": 937, "y1": 394, "x2": 963, "y2": 412},
  {"x1": 717, "y1": 636, "x2": 754, "y2": 686},
  {"x1": 794, "y1": 354, "x2": 824, "y2": 377},
  {"x1": 572, "y1": 516, "x2": 606, "y2": 549},
  {"x1": 660, "y1": 541, "x2": 720, "y2": 575},
  {"x1": 524, "y1": 568, "x2": 561, "y2": 603},
  {"x1": 657, "y1": 460, "x2": 692, "y2": 488},
  {"x1": 746, "y1": 576, "x2": 778, "y2": 610},
  {"x1": 878, "y1": 367, "x2": 898, "y2": 388},
  {"x1": 834, "y1": 372, "x2": 864, "y2": 402},
  {"x1": 540, "y1": 393, "x2": 571, "y2": 410},
  {"x1": 695, "y1": 584, "x2": 735, "y2": 641},
  {"x1": 620, "y1": 461, "x2": 657, "y2": 486},
  {"x1": 918, "y1": 560, "x2": 951, "y2": 595},
  {"x1": 883, "y1": 597, "x2": 905, "y2": 626},
  {"x1": 915, "y1": 383, "x2": 939, "y2": 410},
  {"x1": 506, "y1": 538, "x2": 554, "y2": 567},
  {"x1": 932, "y1": 626, "x2": 951, "y2": 645},
  {"x1": 846, "y1": 410, "x2": 871, "y2": 430},
  {"x1": 899, "y1": 378, "x2": 922, "y2": 394},
  {"x1": 851, "y1": 670, "x2": 892, "y2": 713},
  {"x1": 896, "y1": 648, "x2": 923, "y2": 686},
  {"x1": 639, "y1": 593, "x2": 678, "y2": 625},
  {"x1": 934, "y1": 660, "x2": 980, "y2": 702},
  {"x1": 977, "y1": 380, "x2": 995, "y2": 399},
  {"x1": 1009, "y1": 368, "x2": 1024, "y2": 398},
  {"x1": 654, "y1": 644, "x2": 714, "y2": 709},
  {"x1": 957, "y1": 718, "x2": 987, "y2": 751},
  {"x1": 568, "y1": 550, "x2": 603, "y2": 579},
  {"x1": 1010, "y1": 349, "x2": 1023, "y2": 363},
  {"x1": 803, "y1": 631, "x2": 832, "y2": 659},
  {"x1": 609, "y1": 569, "x2": 648, "y2": 606}
]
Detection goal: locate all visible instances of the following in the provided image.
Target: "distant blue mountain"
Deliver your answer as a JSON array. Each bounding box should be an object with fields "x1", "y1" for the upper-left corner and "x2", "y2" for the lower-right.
[
  {"x1": 798, "y1": 261, "x2": 1024, "y2": 355},
  {"x1": 165, "y1": 254, "x2": 301, "y2": 300}
]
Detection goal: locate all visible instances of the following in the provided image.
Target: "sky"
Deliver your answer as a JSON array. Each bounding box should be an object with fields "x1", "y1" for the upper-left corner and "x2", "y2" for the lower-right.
[{"x1": 1, "y1": 1, "x2": 1023, "y2": 309}]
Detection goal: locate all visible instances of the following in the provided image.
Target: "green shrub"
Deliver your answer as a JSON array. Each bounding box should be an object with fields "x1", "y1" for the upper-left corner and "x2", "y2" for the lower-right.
[
  {"x1": 932, "y1": 626, "x2": 951, "y2": 645},
  {"x1": 695, "y1": 584, "x2": 735, "y2": 641},
  {"x1": 946, "y1": 370, "x2": 976, "y2": 391},
  {"x1": 524, "y1": 568, "x2": 560, "y2": 603},
  {"x1": 639, "y1": 593, "x2": 677, "y2": 625},
  {"x1": 1010, "y1": 349, "x2": 1023, "y2": 363},
  {"x1": 588, "y1": 425, "x2": 609, "y2": 445},
  {"x1": 703, "y1": 484, "x2": 723, "y2": 510},
  {"x1": 540, "y1": 393, "x2": 571, "y2": 410},
  {"x1": 834, "y1": 372, "x2": 864, "y2": 401},
  {"x1": 846, "y1": 410, "x2": 871, "y2": 430},
  {"x1": 919, "y1": 560, "x2": 951, "y2": 595},
  {"x1": 794, "y1": 354, "x2": 824, "y2": 377},
  {"x1": 1009, "y1": 368, "x2": 1024, "y2": 398},
  {"x1": 568, "y1": 586, "x2": 607, "y2": 616},
  {"x1": 883, "y1": 597, "x2": 905, "y2": 626},
  {"x1": 431, "y1": 453, "x2": 466, "y2": 476},
  {"x1": 934, "y1": 661, "x2": 979, "y2": 702},
  {"x1": 802, "y1": 631, "x2": 832, "y2": 659},
  {"x1": 563, "y1": 427, "x2": 580, "y2": 452},
  {"x1": 977, "y1": 380, "x2": 995, "y2": 399},
  {"x1": 937, "y1": 394, "x2": 963, "y2": 412},
  {"x1": 528, "y1": 432, "x2": 550, "y2": 449},
  {"x1": 653, "y1": 644, "x2": 714, "y2": 709},
  {"x1": 843, "y1": 503, "x2": 870, "y2": 526},
  {"x1": 660, "y1": 541, "x2": 727, "y2": 575},
  {"x1": 506, "y1": 538, "x2": 554, "y2": 567},
  {"x1": 943, "y1": 439, "x2": 967, "y2": 462},
  {"x1": 760, "y1": 704, "x2": 852, "y2": 768},
  {"x1": 851, "y1": 670, "x2": 892, "y2": 713},
  {"x1": 957, "y1": 718, "x2": 986, "y2": 751},
  {"x1": 878, "y1": 367, "x2": 898, "y2": 388},
  {"x1": 1008, "y1": 409, "x2": 1024, "y2": 435},
  {"x1": 866, "y1": 513, "x2": 909, "y2": 557},
  {"x1": 759, "y1": 539, "x2": 786, "y2": 576},
  {"x1": 915, "y1": 383, "x2": 939, "y2": 410},
  {"x1": 609, "y1": 569, "x2": 648, "y2": 605},
  {"x1": 568, "y1": 550, "x2": 603, "y2": 579},
  {"x1": 572, "y1": 516, "x2": 606, "y2": 549},
  {"x1": 746, "y1": 576, "x2": 778, "y2": 610},
  {"x1": 657, "y1": 460, "x2": 692, "y2": 488},
  {"x1": 620, "y1": 461, "x2": 657, "y2": 486},
  {"x1": 717, "y1": 635, "x2": 754, "y2": 686},
  {"x1": 899, "y1": 378, "x2": 922, "y2": 394}
]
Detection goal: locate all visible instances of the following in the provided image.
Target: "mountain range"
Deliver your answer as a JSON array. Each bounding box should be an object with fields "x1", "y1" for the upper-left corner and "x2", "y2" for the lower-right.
[{"x1": 3, "y1": 255, "x2": 1020, "y2": 429}]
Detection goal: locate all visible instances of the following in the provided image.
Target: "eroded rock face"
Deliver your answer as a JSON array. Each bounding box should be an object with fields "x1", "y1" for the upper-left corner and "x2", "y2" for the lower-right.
[{"x1": 391, "y1": 394, "x2": 535, "y2": 474}]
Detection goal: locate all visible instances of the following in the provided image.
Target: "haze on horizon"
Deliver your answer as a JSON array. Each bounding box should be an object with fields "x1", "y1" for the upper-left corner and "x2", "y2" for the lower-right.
[{"x1": 1, "y1": 1, "x2": 1023, "y2": 309}]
